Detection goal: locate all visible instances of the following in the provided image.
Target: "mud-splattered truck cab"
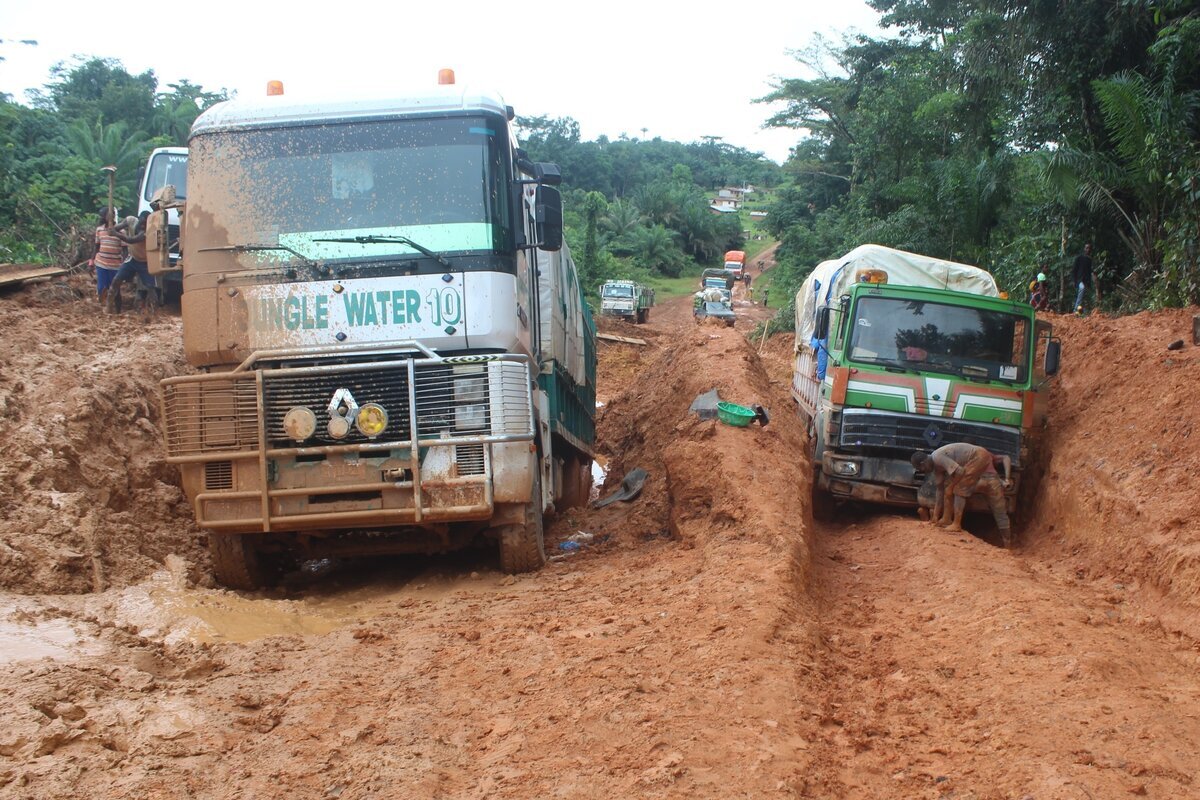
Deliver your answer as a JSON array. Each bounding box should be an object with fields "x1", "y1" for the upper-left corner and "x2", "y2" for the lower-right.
[
  {"x1": 599, "y1": 280, "x2": 654, "y2": 323},
  {"x1": 792, "y1": 245, "x2": 1061, "y2": 518},
  {"x1": 160, "y1": 82, "x2": 596, "y2": 588}
]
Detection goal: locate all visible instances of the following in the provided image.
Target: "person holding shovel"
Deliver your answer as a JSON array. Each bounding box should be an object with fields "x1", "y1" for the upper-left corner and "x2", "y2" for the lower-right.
[{"x1": 89, "y1": 208, "x2": 124, "y2": 306}]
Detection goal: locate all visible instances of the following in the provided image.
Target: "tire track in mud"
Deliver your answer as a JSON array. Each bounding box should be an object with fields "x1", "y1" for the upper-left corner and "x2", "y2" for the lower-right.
[{"x1": 800, "y1": 508, "x2": 1200, "y2": 799}]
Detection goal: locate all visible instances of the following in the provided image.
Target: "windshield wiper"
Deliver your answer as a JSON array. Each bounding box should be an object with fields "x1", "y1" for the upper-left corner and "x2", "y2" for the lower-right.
[
  {"x1": 199, "y1": 243, "x2": 318, "y2": 268},
  {"x1": 311, "y1": 235, "x2": 454, "y2": 270}
]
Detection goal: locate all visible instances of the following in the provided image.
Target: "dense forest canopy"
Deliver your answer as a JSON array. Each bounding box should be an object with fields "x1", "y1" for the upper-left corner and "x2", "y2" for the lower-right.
[
  {"x1": 0, "y1": 56, "x2": 777, "y2": 290},
  {"x1": 0, "y1": 57, "x2": 226, "y2": 263},
  {"x1": 761, "y1": 0, "x2": 1200, "y2": 312},
  {"x1": 516, "y1": 115, "x2": 782, "y2": 290}
]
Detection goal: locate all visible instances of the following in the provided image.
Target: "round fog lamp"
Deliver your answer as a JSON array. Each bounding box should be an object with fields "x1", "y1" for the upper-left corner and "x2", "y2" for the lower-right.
[
  {"x1": 355, "y1": 403, "x2": 388, "y2": 438},
  {"x1": 327, "y1": 415, "x2": 352, "y2": 440},
  {"x1": 282, "y1": 407, "x2": 317, "y2": 442}
]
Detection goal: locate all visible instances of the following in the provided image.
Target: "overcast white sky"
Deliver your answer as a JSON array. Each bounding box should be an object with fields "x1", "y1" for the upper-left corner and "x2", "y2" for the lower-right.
[{"x1": 0, "y1": 0, "x2": 881, "y2": 164}]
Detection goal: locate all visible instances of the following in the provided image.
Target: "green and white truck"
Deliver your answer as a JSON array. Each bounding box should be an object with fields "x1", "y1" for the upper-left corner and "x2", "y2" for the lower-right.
[
  {"x1": 792, "y1": 245, "x2": 1060, "y2": 518},
  {"x1": 599, "y1": 279, "x2": 654, "y2": 323},
  {"x1": 159, "y1": 79, "x2": 596, "y2": 588}
]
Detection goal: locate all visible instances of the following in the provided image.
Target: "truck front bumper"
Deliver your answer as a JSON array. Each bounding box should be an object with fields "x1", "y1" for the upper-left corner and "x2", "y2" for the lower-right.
[
  {"x1": 160, "y1": 344, "x2": 536, "y2": 534},
  {"x1": 819, "y1": 452, "x2": 1018, "y2": 513}
]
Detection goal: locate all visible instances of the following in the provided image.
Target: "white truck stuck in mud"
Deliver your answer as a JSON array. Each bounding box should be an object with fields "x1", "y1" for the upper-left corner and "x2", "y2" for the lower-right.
[
  {"x1": 599, "y1": 279, "x2": 654, "y2": 323},
  {"x1": 159, "y1": 79, "x2": 597, "y2": 588}
]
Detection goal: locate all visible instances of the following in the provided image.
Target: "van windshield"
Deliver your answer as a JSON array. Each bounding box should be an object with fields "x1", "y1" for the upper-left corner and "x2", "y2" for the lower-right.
[
  {"x1": 144, "y1": 152, "x2": 188, "y2": 201},
  {"x1": 186, "y1": 114, "x2": 512, "y2": 273},
  {"x1": 848, "y1": 296, "x2": 1030, "y2": 383}
]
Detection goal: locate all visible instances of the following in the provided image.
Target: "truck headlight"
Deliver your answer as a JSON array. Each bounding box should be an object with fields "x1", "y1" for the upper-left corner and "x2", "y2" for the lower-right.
[
  {"x1": 283, "y1": 407, "x2": 317, "y2": 442},
  {"x1": 355, "y1": 403, "x2": 388, "y2": 438},
  {"x1": 453, "y1": 367, "x2": 488, "y2": 432},
  {"x1": 831, "y1": 458, "x2": 860, "y2": 476}
]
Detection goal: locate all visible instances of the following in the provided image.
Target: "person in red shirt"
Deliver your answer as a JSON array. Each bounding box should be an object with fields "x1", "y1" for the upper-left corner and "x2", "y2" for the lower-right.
[
  {"x1": 911, "y1": 443, "x2": 1013, "y2": 546},
  {"x1": 89, "y1": 209, "x2": 124, "y2": 305}
]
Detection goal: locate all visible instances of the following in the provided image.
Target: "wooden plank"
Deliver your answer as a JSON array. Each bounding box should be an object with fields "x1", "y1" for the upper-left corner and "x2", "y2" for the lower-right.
[
  {"x1": 0, "y1": 263, "x2": 68, "y2": 289},
  {"x1": 597, "y1": 332, "x2": 648, "y2": 346}
]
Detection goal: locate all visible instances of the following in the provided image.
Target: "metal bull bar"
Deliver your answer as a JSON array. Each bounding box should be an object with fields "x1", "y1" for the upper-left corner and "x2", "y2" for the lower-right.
[{"x1": 160, "y1": 341, "x2": 536, "y2": 532}]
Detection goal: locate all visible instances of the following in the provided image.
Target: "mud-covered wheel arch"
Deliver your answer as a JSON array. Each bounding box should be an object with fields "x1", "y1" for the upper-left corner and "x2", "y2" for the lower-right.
[
  {"x1": 496, "y1": 468, "x2": 546, "y2": 574},
  {"x1": 209, "y1": 531, "x2": 279, "y2": 590}
]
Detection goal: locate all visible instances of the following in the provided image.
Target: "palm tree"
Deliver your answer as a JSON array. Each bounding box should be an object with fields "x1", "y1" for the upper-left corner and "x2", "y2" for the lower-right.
[
  {"x1": 64, "y1": 119, "x2": 151, "y2": 208},
  {"x1": 1043, "y1": 71, "x2": 1199, "y2": 296},
  {"x1": 153, "y1": 100, "x2": 199, "y2": 145},
  {"x1": 629, "y1": 224, "x2": 685, "y2": 276},
  {"x1": 601, "y1": 199, "x2": 644, "y2": 240}
]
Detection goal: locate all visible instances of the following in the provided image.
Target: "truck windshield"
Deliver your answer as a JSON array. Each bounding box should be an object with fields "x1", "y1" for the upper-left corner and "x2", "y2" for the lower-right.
[
  {"x1": 143, "y1": 151, "x2": 188, "y2": 201},
  {"x1": 603, "y1": 285, "x2": 634, "y2": 298},
  {"x1": 186, "y1": 115, "x2": 512, "y2": 273},
  {"x1": 848, "y1": 296, "x2": 1030, "y2": 383}
]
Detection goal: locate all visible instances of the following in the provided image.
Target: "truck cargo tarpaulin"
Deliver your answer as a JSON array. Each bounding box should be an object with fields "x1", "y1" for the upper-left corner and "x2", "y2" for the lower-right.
[{"x1": 794, "y1": 244, "x2": 1000, "y2": 350}]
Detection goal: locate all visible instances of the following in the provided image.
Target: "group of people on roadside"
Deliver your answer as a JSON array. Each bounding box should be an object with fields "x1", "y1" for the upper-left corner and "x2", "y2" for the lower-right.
[
  {"x1": 89, "y1": 208, "x2": 158, "y2": 313},
  {"x1": 1026, "y1": 242, "x2": 1100, "y2": 316}
]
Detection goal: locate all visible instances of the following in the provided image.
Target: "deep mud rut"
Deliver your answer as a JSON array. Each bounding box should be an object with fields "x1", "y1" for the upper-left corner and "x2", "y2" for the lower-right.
[{"x1": 3, "y1": 265, "x2": 1200, "y2": 799}]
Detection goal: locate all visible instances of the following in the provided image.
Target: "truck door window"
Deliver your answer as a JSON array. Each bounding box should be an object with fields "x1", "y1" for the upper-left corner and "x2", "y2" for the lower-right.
[{"x1": 144, "y1": 152, "x2": 188, "y2": 201}]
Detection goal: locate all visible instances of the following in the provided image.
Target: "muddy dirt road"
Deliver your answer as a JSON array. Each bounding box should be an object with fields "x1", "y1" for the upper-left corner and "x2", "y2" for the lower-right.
[{"x1": 3, "y1": 272, "x2": 1200, "y2": 799}]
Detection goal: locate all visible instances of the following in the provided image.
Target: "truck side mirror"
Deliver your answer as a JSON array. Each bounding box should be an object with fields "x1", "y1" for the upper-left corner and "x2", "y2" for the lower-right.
[
  {"x1": 534, "y1": 161, "x2": 562, "y2": 187},
  {"x1": 535, "y1": 185, "x2": 563, "y2": 252},
  {"x1": 518, "y1": 158, "x2": 563, "y2": 187},
  {"x1": 815, "y1": 306, "x2": 831, "y2": 339},
  {"x1": 1045, "y1": 339, "x2": 1061, "y2": 376}
]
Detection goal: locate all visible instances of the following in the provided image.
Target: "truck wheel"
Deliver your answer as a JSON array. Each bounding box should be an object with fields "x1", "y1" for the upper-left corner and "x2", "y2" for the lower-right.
[
  {"x1": 559, "y1": 454, "x2": 592, "y2": 509},
  {"x1": 209, "y1": 532, "x2": 276, "y2": 590},
  {"x1": 810, "y1": 471, "x2": 837, "y2": 523},
  {"x1": 498, "y1": 469, "x2": 546, "y2": 573}
]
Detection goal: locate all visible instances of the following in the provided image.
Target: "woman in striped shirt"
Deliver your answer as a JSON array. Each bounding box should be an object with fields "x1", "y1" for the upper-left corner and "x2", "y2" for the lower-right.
[{"x1": 90, "y1": 209, "x2": 124, "y2": 304}]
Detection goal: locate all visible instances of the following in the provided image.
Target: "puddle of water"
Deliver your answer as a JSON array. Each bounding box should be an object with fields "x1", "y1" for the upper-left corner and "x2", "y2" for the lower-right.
[
  {"x1": 109, "y1": 571, "x2": 374, "y2": 646},
  {"x1": 0, "y1": 605, "x2": 103, "y2": 665},
  {"x1": 104, "y1": 558, "x2": 504, "y2": 646}
]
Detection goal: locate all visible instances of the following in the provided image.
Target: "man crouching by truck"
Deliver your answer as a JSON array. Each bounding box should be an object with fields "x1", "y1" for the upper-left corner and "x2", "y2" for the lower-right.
[{"x1": 911, "y1": 445, "x2": 1013, "y2": 546}]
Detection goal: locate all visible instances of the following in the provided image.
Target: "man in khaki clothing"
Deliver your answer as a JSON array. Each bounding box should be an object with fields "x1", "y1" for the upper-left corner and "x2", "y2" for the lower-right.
[{"x1": 911, "y1": 443, "x2": 1013, "y2": 546}]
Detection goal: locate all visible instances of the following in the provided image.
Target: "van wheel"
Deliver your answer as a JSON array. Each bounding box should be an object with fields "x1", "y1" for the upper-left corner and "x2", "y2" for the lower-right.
[
  {"x1": 498, "y1": 469, "x2": 546, "y2": 573},
  {"x1": 209, "y1": 532, "x2": 275, "y2": 590}
]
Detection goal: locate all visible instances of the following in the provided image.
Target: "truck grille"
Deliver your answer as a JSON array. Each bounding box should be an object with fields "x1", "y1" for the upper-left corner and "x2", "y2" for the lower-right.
[
  {"x1": 264, "y1": 368, "x2": 414, "y2": 447},
  {"x1": 162, "y1": 355, "x2": 532, "y2": 458},
  {"x1": 839, "y1": 409, "x2": 1021, "y2": 465}
]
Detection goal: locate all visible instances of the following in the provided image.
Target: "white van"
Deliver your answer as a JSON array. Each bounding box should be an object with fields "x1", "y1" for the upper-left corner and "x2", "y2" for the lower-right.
[{"x1": 137, "y1": 146, "x2": 187, "y2": 297}]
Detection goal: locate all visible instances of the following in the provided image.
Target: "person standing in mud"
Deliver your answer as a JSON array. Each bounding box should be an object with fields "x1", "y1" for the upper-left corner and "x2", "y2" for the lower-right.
[
  {"x1": 911, "y1": 444, "x2": 1013, "y2": 546},
  {"x1": 89, "y1": 209, "x2": 124, "y2": 307},
  {"x1": 107, "y1": 211, "x2": 158, "y2": 313}
]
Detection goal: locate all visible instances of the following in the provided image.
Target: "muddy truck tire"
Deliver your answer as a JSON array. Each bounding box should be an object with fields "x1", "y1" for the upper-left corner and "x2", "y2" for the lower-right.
[
  {"x1": 558, "y1": 454, "x2": 593, "y2": 510},
  {"x1": 811, "y1": 471, "x2": 838, "y2": 523},
  {"x1": 209, "y1": 532, "x2": 277, "y2": 590},
  {"x1": 497, "y1": 470, "x2": 546, "y2": 573}
]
